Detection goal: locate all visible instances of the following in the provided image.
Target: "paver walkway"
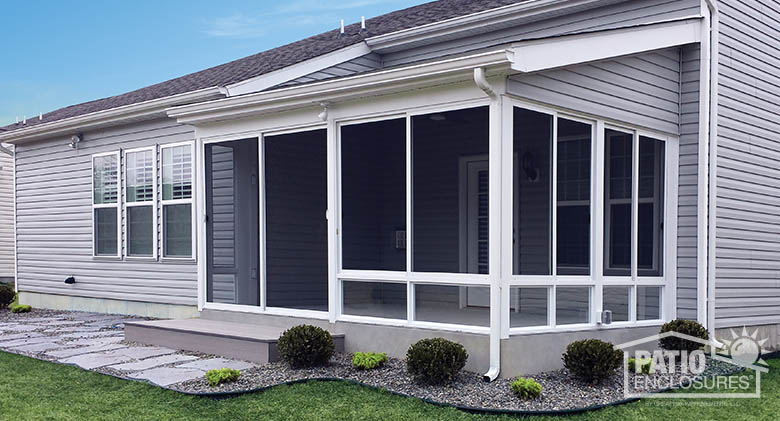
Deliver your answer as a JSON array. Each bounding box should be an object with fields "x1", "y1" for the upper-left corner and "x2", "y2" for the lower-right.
[{"x1": 0, "y1": 311, "x2": 256, "y2": 388}]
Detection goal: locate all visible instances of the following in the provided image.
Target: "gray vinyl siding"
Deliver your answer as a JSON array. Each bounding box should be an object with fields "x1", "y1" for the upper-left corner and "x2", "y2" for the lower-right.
[
  {"x1": 277, "y1": 53, "x2": 382, "y2": 88},
  {"x1": 0, "y1": 144, "x2": 14, "y2": 279},
  {"x1": 677, "y1": 44, "x2": 700, "y2": 320},
  {"x1": 714, "y1": 0, "x2": 780, "y2": 328},
  {"x1": 14, "y1": 119, "x2": 197, "y2": 306},
  {"x1": 382, "y1": 0, "x2": 701, "y2": 68}
]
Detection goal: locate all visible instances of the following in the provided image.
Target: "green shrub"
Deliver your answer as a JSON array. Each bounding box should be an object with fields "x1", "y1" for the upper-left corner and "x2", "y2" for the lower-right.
[
  {"x1": 510, "y1": 376, "x2": 542, "y2": 400},
  {"x1": 353, "y1": 352, "x2": 388, "y2": 370},
  {"x1": 406, "y1": 338, "x2": 468, "y2": 385},
  {"x1": 562, "y1": 339, "x2": 622, "y2": 384},
  {"x1": 11, "y1": 305, "x2": 31, "y2": 313},
  {"x1": 627, "y1": 357, "x2": 654, "y2": 374},
  {"x1": 277, "y1": 325, "x2": 335, "y2": 368},
  {"x1": 206, "y1": 368, "x2": 241, "y2": 386},
  {"x1": 659, "y1": 319, "x2": 709, "y2": 352},
  {"x1": 0, "y1": 285, "x2": 14, "y2": 309}
]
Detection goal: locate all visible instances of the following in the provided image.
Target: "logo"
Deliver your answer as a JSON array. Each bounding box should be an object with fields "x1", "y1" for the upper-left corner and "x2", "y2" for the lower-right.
[{"x1": 616, "y1": 328, "x2": 769, "y2": 399}]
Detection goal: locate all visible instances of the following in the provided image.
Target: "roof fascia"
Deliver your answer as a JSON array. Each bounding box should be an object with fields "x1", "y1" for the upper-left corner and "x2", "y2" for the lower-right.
[
  {"x1": 510, "y1": 17, "x2": 703, "y2": 73},
  {"x1": 225, "y1": 42, "x2": 373, "y2": 97}
]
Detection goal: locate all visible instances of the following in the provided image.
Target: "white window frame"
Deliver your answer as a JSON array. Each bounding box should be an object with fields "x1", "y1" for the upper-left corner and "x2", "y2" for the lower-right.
[
  {"x1": 123, "y1": 146, "x2": 157, "y2": 259},
  {"x1": 91, "y1": 151, "x2": 121, "y2": 259},
  {"x1": 160, "y1": 141, "x2": 196, "y2": 260}
]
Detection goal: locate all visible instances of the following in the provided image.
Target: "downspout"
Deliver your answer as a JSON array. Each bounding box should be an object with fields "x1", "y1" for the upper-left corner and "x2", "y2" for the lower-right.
[
  {"x1": 703, "y1": 0, "x2": 722, "y2": 346},
  {"x1": 474, "y1": 67, "x2": 501, "y2": 381}
]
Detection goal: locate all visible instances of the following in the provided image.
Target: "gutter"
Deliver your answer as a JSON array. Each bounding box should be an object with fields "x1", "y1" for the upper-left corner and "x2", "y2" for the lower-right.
[{"x1": 0, "y1": 87, "x2": 227, "y2": 144}]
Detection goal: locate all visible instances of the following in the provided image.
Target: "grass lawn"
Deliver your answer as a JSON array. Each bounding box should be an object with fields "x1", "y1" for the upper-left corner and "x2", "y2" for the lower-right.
[{"x1": 0, "y1": 351, "x2": 776, "y2": 421}]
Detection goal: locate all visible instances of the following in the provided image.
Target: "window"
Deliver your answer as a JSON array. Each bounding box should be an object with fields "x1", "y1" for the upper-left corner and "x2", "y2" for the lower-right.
[
  {"x1": 603, "y1": 286, "x2": 630, "y2": 322},
  {"x1": 92, "y1": 153, "x2": 120, "y2": 257},
  {"x1": 125, "y1": 148, "x2": 156, "y2": 257},
  {"x1": 162, "y1": 143, "x2": 194, "y2": 258}
]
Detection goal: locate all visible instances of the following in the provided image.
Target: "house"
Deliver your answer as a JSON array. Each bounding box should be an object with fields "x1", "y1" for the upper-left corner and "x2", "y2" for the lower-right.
[
  {"x1": 0, "y1": 141, "x2": 13, "y2": 285},
  {"x1": 0, "y1": 0, "x2": 775, "y2": 378}
]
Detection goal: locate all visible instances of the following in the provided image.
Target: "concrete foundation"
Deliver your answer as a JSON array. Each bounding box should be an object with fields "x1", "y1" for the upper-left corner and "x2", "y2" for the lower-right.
[
  {"x1": 19, "y1": 292, "x2": 198, "y2": 319},
  {"x1": 715, "y1": 324, "x2": 780, "y2": 353}
]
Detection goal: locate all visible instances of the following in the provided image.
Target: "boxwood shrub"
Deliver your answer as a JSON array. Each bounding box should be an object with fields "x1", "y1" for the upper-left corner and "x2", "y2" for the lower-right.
[
  {"x1": 353, "y1": 352, "x2": 388, "y2": 370},
  {"x1": 0, "y1": 285, "x2": 14, "y2": 309},
  {"x1": 510, "y1": 376, "x2": 542, "y2": 400},
  {"x1": 406, "y1": 338, "x2": 468, "y2": 385},
  {"x1": 659, "y1": 319, "x2": 709, "y2": 352},
  {"x1": 277, "y1": 325, "x2": 335, "y2": 368},
  {"x1": 562, "y1": 339, "x2": 622, "y2": 384}
]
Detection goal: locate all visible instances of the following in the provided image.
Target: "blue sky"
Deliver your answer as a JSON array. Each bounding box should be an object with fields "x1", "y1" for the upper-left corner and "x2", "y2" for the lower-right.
[{"x1": 0, "y1": 0, "x2": 429, "y2": 127}]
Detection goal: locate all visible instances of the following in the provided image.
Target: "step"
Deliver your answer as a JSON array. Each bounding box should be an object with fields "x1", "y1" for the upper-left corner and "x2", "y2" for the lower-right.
[{"x1": 125, "y1": 319, "x2": 345, "y2": 365}]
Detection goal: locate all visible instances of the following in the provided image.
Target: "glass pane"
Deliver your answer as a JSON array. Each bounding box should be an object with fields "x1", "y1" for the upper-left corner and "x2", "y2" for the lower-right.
[
  {"x1": 342, "y1": 281, "x2": 406, "y2": 319},
  {"x1": 126, "y1": 150, "x2": 155, "y2": 203},
  {"x1": 205, "y1": 140, "x2": 259, "y2": 306},
  {"x1": 163, "y1": 145, "x2": 192, "y2": 200},
  {"x1": 604, "y1": 129, "x2": 633, "y2": 276},
  {"x1": 414, "y1": 284, "x2": 489, "y2": 327},
  {"x1": 341, "y1": 119, "x2": 406, "y2": 271},
  {"x1": 638, "y1": 137, "x2": 665, "y2": 276},
  {"x1": 556, "y1": 118, "x2": 591, "y2": 275},
  {"x1": 412, "y1": 107, "x2": 489, "y2": 274},
  {"x1": 556, "y1": 287, "x2": 590, "y2": 325},
  {"x1": 127, "y1": 206, "x2": 154, "y2": 256},
  {"x1": 94, "y1": 208, "x2": 117, "y2": 256},
  {"x1": 93, "y1": 155, "x2": 118, "y2": 204},
  {"x1": 164, "y1": 204, "x2": 192, "y2": 257},
  {"x1": 265, "y1": 130, "x2": 328, "y2": 311},
  {"x1": 513, "y1": 107, "x2": 552, "y2": 275},
  {"x1": 603, "y1": 286, "x2": 630, "y2": 322},
  {"x1": 510, "y1": 287, "x2": 548, "y2": 328},
  {"x1": 637, "y1": 286, "x2": 661, "y2": 320}
]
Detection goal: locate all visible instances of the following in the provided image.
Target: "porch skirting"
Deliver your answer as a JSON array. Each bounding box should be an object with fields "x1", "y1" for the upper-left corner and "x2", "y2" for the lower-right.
[{"x1": 18, "y1": 292, "x2": 198, "y2": 320}]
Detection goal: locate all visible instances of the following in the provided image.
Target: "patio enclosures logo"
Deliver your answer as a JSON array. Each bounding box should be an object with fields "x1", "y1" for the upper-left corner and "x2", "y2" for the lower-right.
[{"x1": 617, "y1": 328, "x2": 770, "y2": 399}]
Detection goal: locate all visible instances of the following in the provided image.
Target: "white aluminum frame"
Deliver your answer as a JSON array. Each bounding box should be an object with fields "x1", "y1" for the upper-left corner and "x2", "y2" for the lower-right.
[
  {"x1": 160, "y1": 141, "x2": 196, "y2": 260},
  {"x1": 123, "y1": 146, "x2": 158, "y2": 260},
  {"x1": 91, "y1": 151, "x2": 121, "y2": 259}
]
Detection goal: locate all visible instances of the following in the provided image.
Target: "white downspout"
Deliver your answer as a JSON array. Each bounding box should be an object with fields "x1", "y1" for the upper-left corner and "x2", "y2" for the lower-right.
[
  {"x1": 475, "y1": 67, "x2": 502, "y2": 381},
  {"x1": 702, "y1": 0, "x2": 722, "y2": 346}
]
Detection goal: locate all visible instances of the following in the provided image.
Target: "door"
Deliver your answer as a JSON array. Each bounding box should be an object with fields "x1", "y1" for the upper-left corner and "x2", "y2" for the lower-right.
[{"x1": 464, "y1": 159, "x2": 490, "y2": 307}]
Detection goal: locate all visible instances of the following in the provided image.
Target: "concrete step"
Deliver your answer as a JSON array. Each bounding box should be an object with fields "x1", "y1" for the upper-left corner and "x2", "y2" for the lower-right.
[{"x1": 125, "y1": 319, "x2": 345, "y2": 364}]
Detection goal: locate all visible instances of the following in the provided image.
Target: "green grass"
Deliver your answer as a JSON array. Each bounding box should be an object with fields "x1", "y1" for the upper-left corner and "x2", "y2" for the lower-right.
[{"x1": 0, "y1": 351, "x2": 777, "y2": 420}]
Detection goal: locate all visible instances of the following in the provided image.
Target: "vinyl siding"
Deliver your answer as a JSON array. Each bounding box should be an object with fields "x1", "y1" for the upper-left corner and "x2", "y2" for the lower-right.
[
  {"x1": 714, "y1": 0, "x2": 780, "y2": 328},
  {"x1": 0, "y1": 144, "x2": 14, "y2": 279},
  {"x1": 14, "y1": 119, "x2": 197, "y2": 306}
]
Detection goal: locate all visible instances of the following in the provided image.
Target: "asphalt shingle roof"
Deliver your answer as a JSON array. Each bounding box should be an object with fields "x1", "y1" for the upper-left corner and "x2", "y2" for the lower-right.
[{"x1": 2, "y1": 0, "x2": 525, "y2": 133}]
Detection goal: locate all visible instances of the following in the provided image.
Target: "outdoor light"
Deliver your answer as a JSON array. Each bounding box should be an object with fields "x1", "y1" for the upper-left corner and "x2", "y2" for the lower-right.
[
  {"x1": 69, "y1": 134, "x2": 82, "y2": 150},
  {"x1": 64, "y1": 276, "x2": 76, "y2": 284}
]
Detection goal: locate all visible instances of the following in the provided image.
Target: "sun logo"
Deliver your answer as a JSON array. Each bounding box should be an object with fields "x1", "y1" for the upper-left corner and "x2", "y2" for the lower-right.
[{"x1": 718, "y1": 327, "x2": 770, "y2": 366}]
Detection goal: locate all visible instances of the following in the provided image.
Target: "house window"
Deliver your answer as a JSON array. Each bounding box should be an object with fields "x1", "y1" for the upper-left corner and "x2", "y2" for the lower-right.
[
  {"x1": 92, "y1": 152, "x2": 120, "y2": 257},
  {"x1": 125, "y1": 148, "x2": 156, "y2": 257},
  {"x1": 162, "y1": 143, "x2": 194, "y2": 258}
]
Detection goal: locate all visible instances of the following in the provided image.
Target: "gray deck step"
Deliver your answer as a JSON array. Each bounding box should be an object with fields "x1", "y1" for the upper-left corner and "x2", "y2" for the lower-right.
[{"x1": 125, "y1": 319, "x2": 344, "y2": 364}]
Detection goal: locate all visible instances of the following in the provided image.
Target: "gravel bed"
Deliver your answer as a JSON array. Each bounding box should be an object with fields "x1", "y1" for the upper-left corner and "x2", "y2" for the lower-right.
[{"x1": 171, "y1": 353, "x2": 741, "y2": 411}]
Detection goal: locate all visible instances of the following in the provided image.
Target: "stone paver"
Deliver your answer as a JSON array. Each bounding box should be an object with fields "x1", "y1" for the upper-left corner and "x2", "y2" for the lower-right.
[
  {"x1": 12, "y1": 342, "x2": 68, "y2": 353},
  {"x1": 177, "y1": 357, "x2": 255, "y2": 371},
  {"x1": 0, "y1": 332, "x2": 45, "y2": 341},
  {"x1": 47, "y1": 343, "x2": 127, "y2": 358},
  {"x1": 104, "y1": 346, "x2": 176, "y2": 360},
  {"x1": 108, "y1": 354, "x2": 199, "y2": 372},
  {"x1": 34, "y1": 320, "x2": 85, "y2": 327},
  {"x1": 66, "y1": 336, "x2": 124, "y2": 347},
  {"x1": 10, "y1": 317, "x2": 64, "y2": 323},
  {"x1": 128, "y1": 367, "x2": 206, "y2": 387},
  {"x1": 60, "y1": 352, "x2": 133, "y2": 370},
  {"x1": 1, "y1": 324, "x2": 45, "y2": 332},
  {"x1": 2, "y1": 336, "x2": 56, "y2": 347},
  {"x1": 59, "y1": 331, "x2": 122, "y2": 339}
]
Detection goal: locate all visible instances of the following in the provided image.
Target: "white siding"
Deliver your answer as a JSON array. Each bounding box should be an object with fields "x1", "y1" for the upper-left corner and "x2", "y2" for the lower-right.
[
  {"x1": 14, "y1": 119, "x2": 197, "y2": 306},
  {"x1": 0, "y1": 144, "x2": 14, "y2": 280},
  {"x1": 714, "y1": 0, "x2": 780, "y2": 328}
]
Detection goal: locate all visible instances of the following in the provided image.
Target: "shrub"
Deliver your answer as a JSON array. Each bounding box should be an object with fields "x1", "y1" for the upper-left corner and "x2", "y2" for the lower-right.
[
  {"x1": 627, "y1": 357, "x2": 654, "y2": 374},
  {"x1": 0, "y1": 285, "x2": 14, "y2": 309},
  {"x1": 206, "y1": 368, "x2": 241, "y2": 386},
  {"x1": 562, "y1": 339, "x2": 622, "y2": 384},
  {"x1": 353, "y1": 352, "x2": 388, "y2": 370},
  {"x1": 277, "y1": 325, "x2": 335, "y2": 368},
  {"x1": 11, "y1": 305, "x2": 31, "y2": 313},
  {"x1": 659, "y1": 319, "x2": 709, "y2": 352},
  {"x1": 510, "y1": 376, "x2": 542, "y2": 400},
  {"x1": 406, "y1": 338, "x2": 468, "y2": 385}
]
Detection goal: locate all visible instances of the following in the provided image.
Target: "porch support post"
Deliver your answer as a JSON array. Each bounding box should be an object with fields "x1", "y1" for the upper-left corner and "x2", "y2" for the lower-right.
[{"x1": 326, "y1": 110, "x2": 339, "y2": 323}]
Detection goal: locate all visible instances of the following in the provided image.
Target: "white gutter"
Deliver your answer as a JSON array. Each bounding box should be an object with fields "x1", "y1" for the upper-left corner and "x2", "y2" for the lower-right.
[
  {"x1": 703, "y1": 0, "x2": 722, "y2": 346},
  {"x1": 0, "y1": 87, "x2": 227, "y2": 144}
]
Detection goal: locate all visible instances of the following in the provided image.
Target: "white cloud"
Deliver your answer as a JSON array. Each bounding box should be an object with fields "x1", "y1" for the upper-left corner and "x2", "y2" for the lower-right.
[{"x1": 203, "y1": 13, "x2": 266, "y2": 38}]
